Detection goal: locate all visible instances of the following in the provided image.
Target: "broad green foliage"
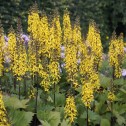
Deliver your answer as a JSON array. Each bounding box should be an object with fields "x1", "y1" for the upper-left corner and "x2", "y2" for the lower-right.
[
  {"x1": 9, "y1": 110, "x2": 34, "y2": 126},
  {"x1": 3, "y1": 96, "x2": 34, "y2": 126},
  {"x1": 3, "y1": 96, "x2": 29, "y2": 109},
  {"x1": 37, "y1": 111, "x2": 60, "y2": 126},
  {"x1": 2, "y1": 71, "x2": 126, "y2": 126}
]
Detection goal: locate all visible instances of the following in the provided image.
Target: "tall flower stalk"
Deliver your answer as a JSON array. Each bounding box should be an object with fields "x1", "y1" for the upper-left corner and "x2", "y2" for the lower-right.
[
  {"x1": 27, "y1": 3, "x2": 41, "y2": 125},
  {"x1": 108, "y1": 32, "x2": 124, "y2": 125},
  {"x1": 48, "y1": 12, "x2": 61, "y2": 106},
  {"x1": 87, "y1": 21, "x2": 103, "y2": 70},
  {"x1": 8, "y1": 27, "x2": 17, "y2": 90}
]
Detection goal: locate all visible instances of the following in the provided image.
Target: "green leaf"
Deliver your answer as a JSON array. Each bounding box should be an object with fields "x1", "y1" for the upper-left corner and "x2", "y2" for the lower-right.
[
  {"x1": 114, "y1": 78, "x2": 124, "y2": 85},
  {"x1": 120, "y1": 88, "x2": 126, "y2": 94},
  {"x1": 95, "y1": 100, "x2": 108, "y2": 114},
  {"x1": 88, "y1": 110, "x2": 101, "y2": 121},
  {"x1": 100, "y1": 119, "x2": 110, "y2": 126},
  {"x1": 61, "y1": 119, "x2": 71, "y2": 126},
  {"x1": 9, "y1": 110, "x2": 34, "y2": 126},
  {"x1": 37, "y1": 111, "x2": 61, "y2": 126},
  {"x1": 55, "y1": 107, "x2": 64, "y2": 120},
  {"x1": 40, "y1": 120, "x2": 51, "y2": 126},
  {"x1": 61, "y1": 120, "x2": 67, "y2": 126},
  {"x1": 80, "y1": 110, "x2": 100, "y2": 123},
  {"x1": 77, "y1": 117, "x2": 87, "y2": 126},
  {"x1": 113, "y1": 110, "x2": 126, "y2": 125},
  {"x1": 55, "y1": 93, "x2": 65, "y2": 106},
  {"x1": 117, "y1": 115, "x2": 126, "y2": 125},
  {"x1": 49, "y1": 111, "x2": 60, "y2": 126},
  {"x1": 3, "y1": 95, "x2": 29, "y2": 109},
  {"x1": 113, "y1": 103, "x2": 126, "y2": 115},
  {"x1": 100, "y1": 74, "x2": 111, "y2": 88}
]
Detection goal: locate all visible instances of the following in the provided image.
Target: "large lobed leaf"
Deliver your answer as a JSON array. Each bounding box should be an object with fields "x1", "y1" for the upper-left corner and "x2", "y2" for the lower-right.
[
  {"x1": 9, "y1": 109, "x2": 34, "y2": 126},
  {"x1": 37, "y1": 110, "x2": 60, "y2": 126},
  {"x1": 3, "y1": 95, "x2": 29, "y2": 109}
]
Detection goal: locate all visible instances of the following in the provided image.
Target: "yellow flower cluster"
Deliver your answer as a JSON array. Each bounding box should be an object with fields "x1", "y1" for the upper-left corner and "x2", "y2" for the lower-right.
[
  {"x1": 64, "y1": 96, "x2": 77, "y2": 123},
  {"x1": 0, "y1": 27, "x2": 4, "y2": 76},
  {"x1": 63, "y1": 13, "x2": 82, "y2": 88},
  {"x1": 63, "y1": 17, "x2": 80, "y2": 119},
  {"x1": 13, "y1": 39, "x2": 28, "y2": 80},
  {"x1": 28, "y1": 86, "x2": 36, "y2": 99},
  {"x1": 0, "y1": 92, "x2": 10, "y2": 126},
  {"x1": 28, "y1": 40, "x2": 38, "y2": 75},
  {"x1": 38, "y1": 62, "x2": 50, "y2": 92},
  {"x1": 72, "y1": 18, "x2": 82, "y2": 46},
  {"x1": 78, "y1": 41, "x2": 87, "y2": 60},
  {"x1": 87, "y1": 21, "x2": 103, "y2": 69},
  {"x1": 79, "y1": 55, "x2": 94, "y2": 79},
  {"x1": 79, "y1": 46, "x2": 100, "y2": 107},
  {"x1": 48, "y1": 23, "x2": 55, "y2": 59},
  {"x1": 28, "y1": 7, "x2": 61, "y2": 92},
  {"x1": 28, "y1": 5, "x2": 40, "y2": 40},
  {"x1": 65, "y1": 45, "x2": 78, "y2": 88},
  {"x1": 27, "y1": 5, "x2": 41, "y2": 77},
  {"x1": 51, "y1": 13, "x2": 62, "y2": 60},
  {"x1": 40, "y1": 72, "x2": 50, "y2": 92},
  {"x1": 108, "y1": 91, "x2": 116, "y2": 102},
  {"x1": 109, "y1": 32, "x2": 124, "y2": 78},
  {"x1": 90, "y1": 72, "x2": 100, "y2": 90},
  {"x1": 8, "y1": 27, "x2": 16, "y2": 69},
  {"x1": 81, "y1": 82, "x2": 94, "y2": 108},
  {"x1": 63, "y1": 10, "x2": 72, "y2": 45},
  {"x1": 48, "y1": 61, "x2": 60, "y2": 84},
  {"x1": 7, "y1": 28, "x2": 28, "y2": 80},
  {"x1": 79, "y1": 54, "x2": 100, "y2": 90},
  {"x1": 39, "y1": 13, "x2": 50, "y2": 57}
]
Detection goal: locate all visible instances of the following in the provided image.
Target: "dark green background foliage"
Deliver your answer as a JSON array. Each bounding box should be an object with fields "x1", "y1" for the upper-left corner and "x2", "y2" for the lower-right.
[{"x1": 1, "y1": 0, "x2": 126, "y2": 51}]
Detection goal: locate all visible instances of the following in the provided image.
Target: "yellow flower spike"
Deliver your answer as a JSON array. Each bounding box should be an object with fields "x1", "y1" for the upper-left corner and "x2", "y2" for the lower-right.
[
  {"x1": 63, "y1": 13, "x2": 81, "y2": 89},
  {"x1": 40, "y1": 71, "x2": 50, "y2": 92},
  {"x1": 48, "y1": 21, "x2": 56, "y2": 59},
  {"x1": 79, "y1": 47, "x2": 100, "y2": 91},
  {"x1": 78, "y1": 41, "x2": 87, "y2": 59},
  {"x1": 72, "y1": 17, "x2": 82, "y2": 46},
  {"x1": 64, "y1": 45, "x2": 78, "y2": 88},
  {"x1": 8, "y1": 27, "x2": 16, "y2": 70},
  {"x1": 28, "y1": 40, "x2": 38, "y2": 76},
  {"x1": 39, "y1": 12, "x2": 50, "y2": 57},
  {"x1": 0, "y1": 92, "x2": 10, "y2": 126},
  {"x1": 79, "y1": 54, "x2": 94, "y2": 79},
  {"x1": 27, "y1": 5, "x2": 41, "y2": 77},
  {"x1": 28, "y1": 3, "x2": 40, "y2": 40},
  {"x1": 13, "y1": 48, "x2": 27, "y2": 80},
  {"x1": 64, "y1": 96, "x2": 77, "y2": 123},
  {"x1": 38, "y1": 12, "x2": 61, "y2": 91},
  {"x1": 11, "y1": 31, "x2": 28, "y2": 80},
  {"x1": 86, "y1": 21, "x2": 103, "y2": 69},
  {"x1": 52, "y1": 11, "x2": 62, "y2": 60},
  {"x1": 81, "y1": 82, "x2": 94, "y2": 108},
  {"x1": 109, "y1": 32, "x2": 124, "y2": 78},
  {"x1": 8, "y1": 27, "x2": 28, "y2": 80},
  {"x1": 63, "y1": 10, "x2": 72, "y2": 45},
  {"x1": 48, "y1": 61, "x2": 60, "y2": 85},
  {"x1": 90, "y1": 72, "x2": 100, "y2": 90}
]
